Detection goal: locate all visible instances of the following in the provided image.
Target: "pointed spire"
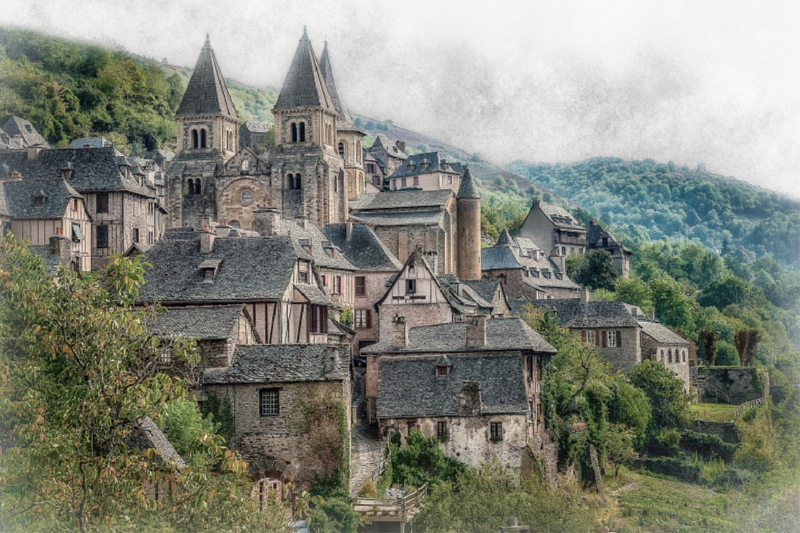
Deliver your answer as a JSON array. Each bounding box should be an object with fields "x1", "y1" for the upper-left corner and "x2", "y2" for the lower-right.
[
  {"x1": 496, "y1": 228, "x2": 513, "y2": 247},
  {"x1": 274, "y1": 28, "x2": 335, "y2": 112},
  {"x1": 457, "y1": 166, "x2": 480, "y2": 200},
  {"x1": 176, "y1": 36, "x2": 238, "y2": 119},
  {"x1": 318, "y1": 41, "x2": 355, "y2": 128}
]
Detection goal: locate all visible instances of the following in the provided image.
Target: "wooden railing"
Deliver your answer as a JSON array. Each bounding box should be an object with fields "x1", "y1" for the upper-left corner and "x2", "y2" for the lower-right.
[
  {"x1": 556, "y1": 236, "x2": 587, "y2": 245},
  {"x1": 733, "y1": 397, "x2": 764, "y2": 420},
  {"x1": 401, "y1": 483, "x2": 428, "y2": 514},
  {"x1": 370, "y1": 446, "x2": 391, "y2": 484}
]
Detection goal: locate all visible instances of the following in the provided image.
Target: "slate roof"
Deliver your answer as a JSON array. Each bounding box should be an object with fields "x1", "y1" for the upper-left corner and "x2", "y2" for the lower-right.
[
  {"x1": 377, "y1": 352, "x2": 528, "y2": 418},
  {"x1": 350, "y1": 210, "x2": 444, "y2": 228},
  {"x1": 318, "y1": 43, "x2": 359, "y2": 131},
  {"x1": 0, "y1": 178, "x2": 10, "y2": 217},
  {"x1": 3, "y1": 179, "x2": 83, "y2": 219},
  {"x1": 362, "y1": 317, "x2": 556, "y2": 355},
  {"x1": 277, "y1": 219, "x2": 356, "y2": 271},
  {"x1": 138, "y1": 235, "x2": 304, "y2": 304},
  {"x1": 536, "y1": 201, "x2": 585, "y2": 230},
  {"x1": 176, "y1": 36, "x2": 238, "y2": 119},
  {"x1": 0, "y1": 146, "x2": 155, "y2": 197},
  {"x1": 203, "y1": 343, "x2": 349, "y2": 384},
  {"x1": 242, "y1": 121, "x2": 272, "y2": 133},
  {"x1": 587, "y1": 222, "x2": 631, "y2": 253},
  {"x1": 481, "y1": 233, "x2": 580, "y2": 290},
  {"x1": 527, "y1": 299, "x2": 641, "y2": 328},
  {"x1": 639, "y1": 321, "x2": 689, "y2": 345},
  {"x1": 462, "y1": 279, "x2": 504, "y2": 306},
  {"x1": 29, "y1": 244, "x2": 64, "y2": 275},
  {"x1": 349, "y1": 189, "x2": 452, "y2": 211},
  {"x1": 0, "y1": 127, "x2": 24, "y2": 150},
  {"x1": 322, "y1": 223, "x2": 403, "y2": 272},
  {"x1": 128, "y1": 417, "x2": 186, "y2": 468},
  {"x1": 456, "y1": 167, "x2": 480, "y2": 199},
  {"x1": 370, "y1": 135, "x2": 408, "y2": 160},
  {"x1": 149, "y1": 304, "x2": 247, "y2": 340},
  {"x1": 2, "y1": 116, "x2": 50, "y2": 148},
  {"x1": 387, "y1": 152, "x2": 461, "y2": 179},
  {"x1": 274, "y1": 29, "x2": 335, "y2": 112},
  {"x1": 67, "y1": 137, "x2": 114, "y2": 149}
]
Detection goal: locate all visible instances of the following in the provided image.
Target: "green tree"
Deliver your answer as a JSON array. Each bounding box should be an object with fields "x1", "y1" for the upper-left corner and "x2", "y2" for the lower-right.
[
  {"x1": 614, "y1": 277, "x2": 653, "y2": 313},
  {"x1": 607, "y1": 378, "x2": 652, "y2": 439},
  {"x1": 574, "y1": 250, "x2": 618, "y2": 291},
  {"x1": 156, "y1": 397, "x2": 219, "y2": 468},
  {"x1": 627, "y1": 360, "x2": 691, "y2": 432}
]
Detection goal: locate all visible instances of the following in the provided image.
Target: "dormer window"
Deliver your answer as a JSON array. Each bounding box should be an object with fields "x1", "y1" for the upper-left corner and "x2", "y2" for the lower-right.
[
  {"x1": 299, "y1": 239, "x2": 312, "y2": 255},
  {"x1": 555, "y1": 273, "x2": 563, "y2": 280},
  {"x1": 298, "y1": 262, "x2": 309, "y2": 284},
  {"x1": 34, "y1": 193, "x2": 46, "y2": 207},
  {"x1": 436, "y1": 365, "x2": 449, "y2": 377},
  {"x1": 406, "y1": 164, "x2": 414, "y2": 171},
  {"x1": 199, "y1": 259, "x2": 221, "y2": 283},
  {"x1": 530, "y1": 268, "x2": 539, "y2": 278},
  {"x1": 322, "y1": 241, "x2": 335, "y2": 258},
  {"x1": 420, "y1": 162, "x2": 429, "y2": 170}
]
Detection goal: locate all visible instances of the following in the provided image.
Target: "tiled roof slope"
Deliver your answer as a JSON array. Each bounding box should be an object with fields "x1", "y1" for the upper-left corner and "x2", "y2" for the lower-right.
[
  {"x1": 362, "y1": 317, "x2": 556, "y2": 355},
  {"x1": 138, "y1": 235, "x2": 301, "y2": 304},
  {"x1": 204, "y1": 343, "x2": 350, "y2": 384},
  {"x1": 0, "y1": 146, "x2": 154, "y2": 196},
  {"x1": 481, "y1": 235, "x2": 580, "y2": 290},
  {"x1": 149, "y1": 304, "x2": 247, "y2": 340},
  {"x1": 2, "y1": 116, "x2": 50, "y2": 148},
  {"x1": 527, "y1": 299, "x2": 640, "y2": 328},
  {"x1": 349, "y1": 210, "x2": 444, "y2": 228},
  {"x1": 277, "y1": 219, "x2": 356, "y2": 271},
  {"x1": 456, "y1": 166, "x2": 480, "y2": 199},
  {"x1": 318, "y1": 43, "x2": 357, "y2": 130},
  {"x1": 536, "y1": 201, "x2": 585, "y2": 229},
  {"x1": 176, "y1": 36, "x2": 238, "y2": 119},
  {"x1": 0, "y1": 127, "x2": 24, "y2": 150},
  {"x1": 387, "y1": 152, "x2": 460, "y2": 179},
  {"x1": 0, "y1": 178, "x2": 10, "y2": 217},
  {"x1": 462, "y1": 279, "x2": 504, "y2": 306},
  {"x1": 3, "y1": 179, "x2": 83, "y2": 219},
  {"x1": 349, "y1": 189, "x2": 452, "y2": 211},
  {"x1": 370, "y1": 135, "x2": 408, "y2": 160},
  {"x1": 242, "y1": 121, "x2": 272, "y2": 133},
  {"x1": 128, "y1": 417, "x2": 186, "y2": 468},
  {"x1": 377, "y1": 352, "x2": 528, "y2": 418},
  {"x1": 322, "y1": 223, "x2": 403, "y2": 271},
  {"x1": 274, "y1": 29, "x2": 335, "y2": 111},
  {"x1": 639, "y1": 321, "x2": 689, "y2": 345}
]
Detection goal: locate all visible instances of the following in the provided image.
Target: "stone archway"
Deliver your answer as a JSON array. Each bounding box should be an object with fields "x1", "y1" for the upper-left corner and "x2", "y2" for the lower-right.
[{"x1": 217, "y1": 178, "x2": 272, "y2": 231}]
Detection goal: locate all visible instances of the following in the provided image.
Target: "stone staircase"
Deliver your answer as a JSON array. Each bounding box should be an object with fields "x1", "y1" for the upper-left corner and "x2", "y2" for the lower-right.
[{"x1": 349, "y1": 370, "x2": 386, "y2": 497}]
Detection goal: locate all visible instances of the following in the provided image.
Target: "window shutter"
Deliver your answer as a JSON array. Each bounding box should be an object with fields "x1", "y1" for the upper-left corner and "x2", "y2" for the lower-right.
[
  {"x1": 310, "y1": 306, "x2": 317, "y2": 333},
  {"x1": 617, "y1": 331, "x2": 622, "y2": 347},
  {"x1": 595, "y1": 329, "x2": 600, "y2": 346},
  {"x1": 365, "y1": 309, "x2": 372, "y2": 329},
  {"x1": 602, "y1": 330, "x2": 607, "y2": 348},
  {"x1": 322, "y1": 306, "x2": 328, "y2": 333},
  {"x1": 582, "y1": 330, "x2": 586, "y2": 342}
]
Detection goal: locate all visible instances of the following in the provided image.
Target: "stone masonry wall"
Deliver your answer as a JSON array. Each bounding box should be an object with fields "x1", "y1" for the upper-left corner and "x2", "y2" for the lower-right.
[
  {"x1": 573, "y1": 326, "x2": 641, "y2": 372},
  {"x1": 706, "y1": 367, "x2": 768, "y2": 404},
  {"x1": 378, "y1": 302, "x2": 452, "y2": 341}
]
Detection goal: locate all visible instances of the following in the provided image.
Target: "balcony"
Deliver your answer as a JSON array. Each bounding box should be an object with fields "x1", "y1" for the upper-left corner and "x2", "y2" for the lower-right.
[{"x1": 556, "y1": 235, "x2": 587, "y2": 245}]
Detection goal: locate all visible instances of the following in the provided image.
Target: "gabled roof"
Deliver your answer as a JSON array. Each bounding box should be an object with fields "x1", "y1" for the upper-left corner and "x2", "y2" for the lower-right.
[
  {"x1": 273, "y1": 28, "x2": 335, "y2": 112},
  {"x1": 203, "y1": 343, "x2": 350, "y2": 384},
  {"x1": 495, "y1": 228, "x2": 513, "y2": 247},
  {"x1": 587, "y1": 221, "x2": 631, "y2": 254},
  {"x1": 362, "y1": 317, "x2": 556, "y2": 355},
  {"x1": 2, "y1": 116, "x2": 50, "y2": 148},
  {"x1": 462, "y1": 279, "x2": 507, "y2": 309},
  {"x1": 128, "y1": 418, "x2": 186, "y2": 469},
  {"x1": 481, "y1": 234, "x2": 580, "y2": 290},
  {"x1": 67, "y1": 136, "x2": 114, "y2": 149},
  {"x1": 318, "y1": 42, "x2": 358, "y2": 131},
  {"x1": 176, "y1": 36, "x2": 238, "y2": 120},
  {"x1": 0, "y1": 146, "x2": 155, "y2": 197},
  {"x1": 3, "y1": 178, "x2": 83, "y2": 219},
  {"x1": 241, "y1": 121, "x2": 272, "y2": 133},
  {"x1": 0, "y1": 127, "x2": 24, "y2": 150},
  {"x1": 377, "y1": 352, "x2": 528, "y2": 419},
  {"x1": 456, "y1": 166, "x2": 479, "y2": 199},
  {"x1": 278, "y1": 219, "x2": 357, "y2": 271},
  {"x1": 138, "y1": 235, "x2": 303, "y2": 304},
  {"x1": 349, "y1": 189, "x2": 452, "y2": 212},
  {"x1": 639, "y1": 320, "x2": 689, "y2": 345},
  {"x1": 148, "y1": 304, "x2": 252, "y2": 341},
  {"x1": 387, "y1": 152, "x2": 460, "y2": 179},
  {"x1": 532, "y1": 201, "x2": 585, "y2": 230},
  {"x1": 369, "y1": 135, "x2": 407, "y2": 160},
  {"x1": 526, "y1": 299, "x2": 641, "y2": 328},
  {"x1": 322, "y1": 222, "x2": 403, "y2": 272}
]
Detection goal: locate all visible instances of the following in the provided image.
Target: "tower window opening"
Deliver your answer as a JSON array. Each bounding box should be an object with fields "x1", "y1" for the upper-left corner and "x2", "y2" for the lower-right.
[
  {"x1": 338, "y1": 142, "x2": 345, "y2": 158},
  {"x1": 299, "y1": 122, "x2": 306, "y2": 142},
  {"x1": 291, "y1": 123, "x2": 298, "y2": 143},
  {"x1": 188, "y1": 179, "x2": 194, "y2": 194},
  {"x1": 195, "y1": 179, "x2": 202, "y2": 194},
  {"x1": 192, "y1": 130, "x2": 199, "y2": 149},
  {"x1": 356, "y1": 141, "x2": 362, "y2": 162},
  {"x1": 200, "y1": 129, "x2": 207, "y2": 148}
]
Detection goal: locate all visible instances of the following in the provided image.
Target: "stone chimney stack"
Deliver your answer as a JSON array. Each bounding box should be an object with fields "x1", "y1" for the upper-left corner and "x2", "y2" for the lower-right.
[
  {"x1": 253, "y1": 207, "x2": 281, "y2": 236},
  {"x1": 200, "y1": 229, "x2": 215, "y2": 254},
  {"x1": 27, "y1": 146, "x2": 43, "y2": 160},
  {"x1": 392, "y1": 315, "x2": 409, "y2": 348},
  {"x1": 651, "y1": 309, "x2": 656, "y2": 321},
  {"x1": 466, "y1": 315, "x2": 487, "y2": 348},
  {"x1": 549, "y1": 248, "x2": 565, "y2": 273},
  {"x1": 346, "y1": 219, "x2": 353, "y2": 241},
  {"x1": 49, "y1": 235, "x2": 71, "y2": 264},
  {"x1": 580, "y1": 287, "x2": 591, "y2": 305}
]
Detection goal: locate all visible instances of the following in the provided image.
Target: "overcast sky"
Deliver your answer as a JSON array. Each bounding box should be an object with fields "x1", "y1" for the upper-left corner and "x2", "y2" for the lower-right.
[{"x1": 3, "y1": 0, "x2": 799, "y2": 197}]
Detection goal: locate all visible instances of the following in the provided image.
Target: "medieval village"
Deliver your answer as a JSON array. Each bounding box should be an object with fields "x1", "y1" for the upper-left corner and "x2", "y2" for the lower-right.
[{"x1": 0, "y1": 8, "x2": 799, "y2": 533}]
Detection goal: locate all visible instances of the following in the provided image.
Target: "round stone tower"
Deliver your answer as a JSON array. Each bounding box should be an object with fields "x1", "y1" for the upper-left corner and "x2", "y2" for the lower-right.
[{"x1": 456, "y1": 166, "x2": 481, "y2": 280}]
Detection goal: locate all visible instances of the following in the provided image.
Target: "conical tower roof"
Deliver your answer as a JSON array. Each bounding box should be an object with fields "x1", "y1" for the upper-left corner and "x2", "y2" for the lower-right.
[
  {"x1": 274, "y1": 28, "x2": 335, "y2": 112},
  {"x1": 456, "y1": 166, "x2": 480, "y2": 200},
  {"x1": 496, "y1": 228, "x2": 513, "y2": 247},
  {"x1": 176, "y1": 35, "x2": 238, "y2": 119},
  {"x1": 318, "y1": 42, "x2": 355, "y2": 129}
]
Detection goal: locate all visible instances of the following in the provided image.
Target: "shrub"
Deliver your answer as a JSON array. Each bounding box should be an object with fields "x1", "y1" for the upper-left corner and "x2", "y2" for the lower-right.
[
  {"x1": 715, "y1": 341, "x2": 740, "y2": 366},
  {"x1": 643, "y1": 456, "x2": 702, "y2": 484},
  {"x1": 358, "y1": 480, "x2": 378, "y2": 499},
  {"x1": 680, "y1": 430, "x2": 739, "y2": 462},
  {"x1": 307, "y1": 497, "x2": 360, "y2": 533}
]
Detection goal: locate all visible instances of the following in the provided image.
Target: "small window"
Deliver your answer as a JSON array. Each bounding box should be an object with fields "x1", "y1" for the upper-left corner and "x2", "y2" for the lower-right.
[
  {"x1": 159, "y1": 347, "x2": 172, "y2": 364},
  {"x1": 97, "y1": 226, "x2": 108, "y2": 249},
  {"x1": 338, "y1": 142, "x2": 345, "y2": 158},
  {"x1": 298, "y1": 266, "x2": 309, "y2": 284},
  {"x1": 436, "y1": 366, "x2": 449, "y2": 377},
  {"x1": 242, "y1": 190, "x2": 253, "y2": 203},
  {"x1": 406, "y1": 279, "x2": 417, "y2": 294},
  {"x1": 401, "y1": 178, "x2": 407, "y2": 188},
  {"x1": 34, "y1": 196, "x2": 44, "y2": 207},
  {"x1": 586, "y1": 330, "x2": 596, "y2": 345},
  {"x1": 391, "y1": 179, "x2": 396, "y2": 189},
  {"x1": 195, "y1": 179, "x2": 202, "y2": 195},
  {"x1": 96, "y1": 193, "x2": 108, "y2": 214},
  {"x1": 608, "y1": 330, "x2": 617, "y2": 347},
  {"x1": 192, "y1": 129, "x2": 199, "y2": 149},
  {"x1": 299, "y1": 122, "x2": 306, "y2": 142},
  {"x1": 334, "y1": 276, "x2": 342, "y2": 295},
  {"x1": 148, "y1": 231, "x2": 154, "y2": 244},
  {"x1": 437, "y1": 421, "x2": 448, "y2": 441},
  {"x1": 355, "y1": 276, "x2": 366, "y2": 296},
  {"x1": 309, "y1": 305, "x2": 328, "y2": 334},
  {"x1": 71, "y1": 199, "x2": 78, "y2": 211},
  {"x1": 132, "y1": 228, "x2": 139, "y2": 243},
  {"x1": 682, "y1": 350, "x2": 687, "y2": 362},
  {"x1": 320, "y1": 274, "x2": 327, "y2": 287},
  {"x1": 413, "y1": 177, "x2": 419, "y2": 186},
  {"x1": 260, "y1": 389, "x2": 280, "y2": 417},
  {"x1": 200, "y1": 129, "x2": 207, "y2": 149},
  {"x1": 354, "y1": 309, "x2": 371, "y2": 329},
  {"x1": 490, "y1": 422, "x2": 503, "y2": 441},
  {"x1": 242, "y1": 160, "x2": 249, "y2": 171}
]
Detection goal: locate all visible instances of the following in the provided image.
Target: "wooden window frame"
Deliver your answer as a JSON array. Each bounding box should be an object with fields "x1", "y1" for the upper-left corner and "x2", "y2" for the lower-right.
[
  {"x1": 259, "y1": 389, "x2": 280, "y2": 417},
  {"x1": 437, "y1": 421, "x2": 448, "y2": 441},
  {"x1": 96, "y1": 225, "x2": 109, "y2": 249},
  {"x1": 354, "y1": 309, "x2": 371, "y2": 330},
  {"x1": 490, "y1": 421, "x2": 503, "y2": 441},
  {"x1": 355, "y1": 276, "x2": 366, "y2": 297},
  {"x1": 96, "y1": 193, "x2": 109, "y2": 214},
  {"x1": 406, "y1": 279, "x2": 417, "y2": 294}
]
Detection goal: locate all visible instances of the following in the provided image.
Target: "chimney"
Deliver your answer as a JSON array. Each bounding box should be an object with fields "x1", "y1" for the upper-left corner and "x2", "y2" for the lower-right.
[
  {"x1": 650, "y1": 309, "x2": 655, "y2": 321},
  {"x1": 5, "y1": 170, "x2": 23, "y2": 182},
  {"x1": 323, "y1": 347, "x2": 340, "y2": 375},
  {"x1": 61, "y1": 162, "x2": 73, "y2": 179},
  {"x1": 466, "y1": 315, "x2": 487, "y2": 348},
  {"x1": 215, "y1": 224, "x2": 231, "y2": 238},
  {"x1": 296, "y1": 215, "x2": 309, "y2": 230},
  {"x1": 392, "y1": 315, "x2": 409, "y2": 348},
  {"x1": 27, "y1": 146, "x2": 43, "y2": 160},
  {"x1": 346, "y1": 219, "x2": 353, "y2": 241},
  {"x1": 198, "y1": 214, "x2": 212, "y2": 232},
  {"x1": 549, "y1": 248, "x2": 565, "y2": 272},
  {"x1": 580, "y1": 287, "x2": 591, "y2": 305},
  {"x1": 532, "y1": 199, "x2": 540, "y2": 208},
  {"x1": 200, "y1": 229, "x2": 215, "y2": 254},
  {"x1": 423, "y1": 251, "x2": 438, "y2": 275},
  {"x1": 395, "y1": 140, "x2": 406, "y2": 153},
  {"x1": 253, "y1": 207, "x2": 281, "y2": 236}
]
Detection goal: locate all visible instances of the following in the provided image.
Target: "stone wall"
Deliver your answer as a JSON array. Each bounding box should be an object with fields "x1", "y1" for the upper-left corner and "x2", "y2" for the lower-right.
[
  {"x1": 205, "y1": 379, "x2": 350, "y2": 483},
  {"x1": 641, "y1": 336, "x2": 691, "y2": 392},
  {"x1": 352, "y1": 271, "x2": 396, "y2": 355},
  {"x1": 573, "y1": 326, "x2": 641, "y2": 372},
  {"x1": 706, "y1": 367, "x2": 768, "y2": 404},
  {"x1": 378, "y1": 302, "x2": 452, "y2": 341}
]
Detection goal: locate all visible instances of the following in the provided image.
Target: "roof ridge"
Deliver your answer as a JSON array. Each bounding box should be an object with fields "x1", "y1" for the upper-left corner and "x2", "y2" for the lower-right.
[
  {"x1": 274, "y1": 29, "x2": 335, "y2": 112},
  {"x1": 175, "y1": 36, "x2": 238, "y2": 119}
]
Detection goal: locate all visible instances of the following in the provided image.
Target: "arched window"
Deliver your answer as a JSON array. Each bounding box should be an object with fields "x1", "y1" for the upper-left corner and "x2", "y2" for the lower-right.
[
  {"x1": 187, "y1": 179, "x2": 194, "y2": 194},
  {"x1": 228, "y1": 131, "x2": 233, "y2": 150},
  {"x1": 195, "y1": 179, "x2": 202, "y2": 194},
  {"x1": 682, "y1": 350, "x2": 687, "y2": 362},
  {"x1": 659, "y1": 349, "x2": 664, "y2": 361},
  {"x1": 294, "y1": 174, "x2": 302, "y2": 190},
  {"x1": 200, "y1": 129, "x2": 207, "y2": 148},
  {"x1": 291, "y1": 123, "x2": 298, "y2": 143},
  {"x1": 338, "y1": 142, "x2": 345, "y2": 158},
  {"x1": 668, "y1": 349, "x2": 673, "y2": 363},
  {"x1": 356, "y1": 141, "x2": 362, "y2": 162},
  {"x1": 192, "y1": 130, "x2": 199, "y2": 149},
  {"x1": 299, "y1": 122, "x2": 306, "y2": 142},
  {"x1": 241, "y1": 159, "x2": 249, "y2": 171}
]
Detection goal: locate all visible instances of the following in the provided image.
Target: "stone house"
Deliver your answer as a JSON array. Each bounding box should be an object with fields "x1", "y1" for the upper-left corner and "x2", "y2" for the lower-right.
[
  {"x1": 367, "y1": 135, "x2": 407, "y2": 177},
  {"x1": 639, "y1": 320, "x2": 691, "y2": 391},
  {"x1": 518, "y1": 200, "x2": 587, "y2": 257},
  {"x1": 0, "y1": 145, "x2": 164, "y2": 270},
  {"x1": 2, "y1": 177, "x2": 92, "y2": 271},
  {"x1": 363, "y1": 151, "x2": 383, "y2": 190},
  {"x1": 587, "y1": 220, "x2": 632, "y2": 278},
  {"x1": 387, "y1": 152, "x2": 462, "y2": 193},
  {"x1": 368, "y1": 316, "x2": 557, "y2": 471},
  {"x1": 322, "y1": 220, "x2": 404, "y2": 355},
  {"x1": 138, "y1": 228, "x2": 336, "y2": 345},
  {"x1": 0, "y1": 116, "x2": 50, "y2": 150},
  {"x1": 203, "y1": 343, "x2": 352, "y2": 485},
  {"x1": 482, "y1": 229, "x2": 581, "y2": 300}
]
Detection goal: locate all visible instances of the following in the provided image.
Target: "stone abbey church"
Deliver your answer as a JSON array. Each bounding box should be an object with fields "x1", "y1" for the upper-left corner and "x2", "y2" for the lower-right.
[{"x1": 167, "y1": 30, "x2": 366, "y2": 232}]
